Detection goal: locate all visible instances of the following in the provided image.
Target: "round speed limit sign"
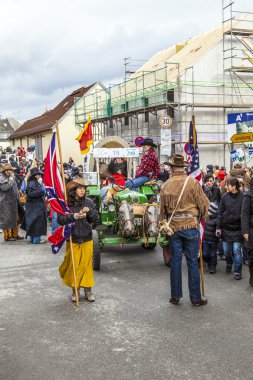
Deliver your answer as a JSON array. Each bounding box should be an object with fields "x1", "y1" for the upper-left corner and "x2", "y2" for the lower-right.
[{"x1": 159, "y1": 115, "x2": 173, "y2": 128}]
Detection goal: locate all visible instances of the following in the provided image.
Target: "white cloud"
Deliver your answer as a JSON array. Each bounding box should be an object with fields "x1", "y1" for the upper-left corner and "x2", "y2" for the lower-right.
[{"x1": 0, "y1": 0, "x2": 252, "y2": 121}]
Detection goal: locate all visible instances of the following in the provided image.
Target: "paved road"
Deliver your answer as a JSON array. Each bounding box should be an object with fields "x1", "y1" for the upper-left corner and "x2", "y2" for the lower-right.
[{"x1": 0, "y1": 235, "x2": 253, "y2": 380}]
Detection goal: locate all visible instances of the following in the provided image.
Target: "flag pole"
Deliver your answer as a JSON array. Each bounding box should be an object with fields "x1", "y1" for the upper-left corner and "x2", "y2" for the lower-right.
[
  {"x1": 56, "y1": 124, "x2": 79, "y2": 307},
  {"x1": 192, "y1": 114, "x2": 205, "y2": 297}
]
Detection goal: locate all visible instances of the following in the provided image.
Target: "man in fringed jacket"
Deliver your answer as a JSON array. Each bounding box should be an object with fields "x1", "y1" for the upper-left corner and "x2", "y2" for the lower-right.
[{"x1": 159, "y1": 154, "x2": 209, "y2": 306}]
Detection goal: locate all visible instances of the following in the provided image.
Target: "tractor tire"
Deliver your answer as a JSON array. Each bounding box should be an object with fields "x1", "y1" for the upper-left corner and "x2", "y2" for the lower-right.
[
  {"x1": 142, "y1": 243, "x2": 157, "y2": 250},
  {"x1": 92, "y1": 230, "x2": 101, "y2": 271}
]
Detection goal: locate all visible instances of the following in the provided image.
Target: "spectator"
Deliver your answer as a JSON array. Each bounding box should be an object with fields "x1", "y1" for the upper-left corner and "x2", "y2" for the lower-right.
[
  {"x1": 216, "y1": 177, "x2": 244, "y2": 280},
  {"x1": 202, "y1": 202, "x2": 219, "y2": 274},
  {"x1": 21, "y1": 167, "x2": 47, "y2": 244},
  {"x1": 241, "y1": 177, "x2": 253, "y2": 286},
  {"x1": 202, "y1": 174, "x2": 221, "y2": 203}
]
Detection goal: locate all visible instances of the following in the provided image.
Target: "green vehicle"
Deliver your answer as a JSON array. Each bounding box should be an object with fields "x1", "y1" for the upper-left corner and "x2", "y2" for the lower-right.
[{"x1": 83, "y1": 172, "x2": 167, "y2": 271}]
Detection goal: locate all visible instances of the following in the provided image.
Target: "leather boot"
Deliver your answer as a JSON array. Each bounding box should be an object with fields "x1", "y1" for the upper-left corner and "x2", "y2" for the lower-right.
[{"x1": 249, "y1": 262, "x2": 253, "y2": 287}]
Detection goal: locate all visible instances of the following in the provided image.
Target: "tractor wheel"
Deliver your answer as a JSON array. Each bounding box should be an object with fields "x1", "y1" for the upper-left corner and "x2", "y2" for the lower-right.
[
  {"x1": 142, "y1": 243, "x2": 157, "y2": 250},
  {"x1": 92, "y1": 230, "x2": 101, "y2": 271}
]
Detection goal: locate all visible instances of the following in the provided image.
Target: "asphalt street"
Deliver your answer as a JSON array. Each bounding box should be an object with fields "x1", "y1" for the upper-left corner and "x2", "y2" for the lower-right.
[{"x1": 0, "y1": 233, "x2": 253, "y2": 380}]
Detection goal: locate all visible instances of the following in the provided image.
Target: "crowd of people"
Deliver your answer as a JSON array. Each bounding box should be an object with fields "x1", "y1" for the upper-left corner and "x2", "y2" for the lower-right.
[{"x1": 1, "y1": 137, "x2": 253, "y2": 306}]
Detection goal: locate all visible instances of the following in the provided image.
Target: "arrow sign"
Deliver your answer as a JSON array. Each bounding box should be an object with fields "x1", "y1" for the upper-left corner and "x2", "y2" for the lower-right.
[{"x1": 230, "y1": 132, "x2": 253, "y2": 143}]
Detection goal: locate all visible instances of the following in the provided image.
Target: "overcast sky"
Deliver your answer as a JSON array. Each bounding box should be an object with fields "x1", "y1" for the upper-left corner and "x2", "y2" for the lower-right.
[{"x1": 0, "y1": 0, "x2": 252, "y2": 122}]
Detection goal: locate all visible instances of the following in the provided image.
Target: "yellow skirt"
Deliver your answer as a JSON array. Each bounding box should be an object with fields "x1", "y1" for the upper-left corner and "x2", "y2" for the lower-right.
[{"x1": 59, "y1": 240, "x2": 94, "y2": 288}]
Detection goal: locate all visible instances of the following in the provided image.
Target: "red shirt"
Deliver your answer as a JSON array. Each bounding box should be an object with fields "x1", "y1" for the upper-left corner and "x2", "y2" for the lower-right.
[{"x1": 135, "y1": 148, "x2": 160, "y2": 179}]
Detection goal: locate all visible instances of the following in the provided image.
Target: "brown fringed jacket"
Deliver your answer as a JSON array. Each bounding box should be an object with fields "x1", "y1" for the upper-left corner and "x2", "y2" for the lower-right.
[{"x1": 159, "y1": 172, "x2": 210, "y2": 232}]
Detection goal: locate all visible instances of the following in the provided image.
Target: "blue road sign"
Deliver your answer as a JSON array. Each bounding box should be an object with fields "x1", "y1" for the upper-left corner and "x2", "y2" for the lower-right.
[{"x1": 228, "y1": 112, "x2": 253, "y2": 125}]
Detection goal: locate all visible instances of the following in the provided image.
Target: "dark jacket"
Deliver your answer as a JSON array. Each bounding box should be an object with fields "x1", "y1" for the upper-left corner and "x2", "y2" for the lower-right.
[
  {"x1": 202, "y1": 184, "x2": 221, "y2": 203},
  {"x1": 21, "y1": 178, "x2": 47, "y2": 237},
  {"x1": 217, "y1": 191, "x2": 244, "y2": 242},
  {"x1": 203, "y1": 215, "x2": 218, "y2": 242},
  {"x1": 241, "y1": 190, "x2": 253, "y2": 250},
  {"x1": 108, "y1": 160, "x2": 127, "y2": 178},
  {"x1": 57, "y1": 197, "x2": 98, "y2": 243},
  {"x1": 157, "y1": 170, "x2": 170, "y2": 183},
  {"x1": 0, "y1": 173, "x2": 19, "y2": 230}
]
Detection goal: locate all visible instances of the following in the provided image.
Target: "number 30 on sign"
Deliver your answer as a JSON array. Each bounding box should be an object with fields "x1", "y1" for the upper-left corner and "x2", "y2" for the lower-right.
[{"x1": 159, "y1": 115, "x2": 173, "y2": 128}]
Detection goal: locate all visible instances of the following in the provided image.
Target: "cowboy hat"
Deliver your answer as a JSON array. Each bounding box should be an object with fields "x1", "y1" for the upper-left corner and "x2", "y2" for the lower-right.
[
  {"x1": 1, "y1": 164, "x2": 15, "y2": 172},
  {"x1": 29, "y1": 167, "x2": 43, "y2": 177},
  {"x1": 66, "y1": 177, "x2": 87, "y2": 194},
  {"x1": 140, "y1": 138, "x2": 157, "y2": 148},
  {"x1": 168, "y1": 154, "x2": 189, "y2": 167}
]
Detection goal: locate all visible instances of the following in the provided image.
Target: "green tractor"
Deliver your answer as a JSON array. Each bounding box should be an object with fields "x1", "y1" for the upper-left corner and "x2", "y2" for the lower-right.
[
  {"x1": 85, "y1": 177, "x2": 167, "y2": 271},
  {"x1": 82, "y1": 136, "x2": 167, "y2": 270}
]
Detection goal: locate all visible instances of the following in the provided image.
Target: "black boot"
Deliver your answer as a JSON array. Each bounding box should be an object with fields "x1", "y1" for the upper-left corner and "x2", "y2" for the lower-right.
[{"x1": 249, "y1": 262, "x2": 253, "y2": 287}]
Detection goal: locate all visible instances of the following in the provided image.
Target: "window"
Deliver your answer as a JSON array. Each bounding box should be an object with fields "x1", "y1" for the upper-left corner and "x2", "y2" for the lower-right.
[
  {"x1": 145, "y1": 111, "x2": 149, "y2": 123},
  {"x1": 124, "y1": 116, "x2": 129, "y2": 126}
]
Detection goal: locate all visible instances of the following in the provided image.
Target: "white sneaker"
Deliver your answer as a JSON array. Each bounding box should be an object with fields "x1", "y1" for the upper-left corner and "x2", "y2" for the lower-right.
[
  {"x1": 71, "y1": 289, "x2": 80, "y2": 302},
  {"x1": 84, "y1": 289, "x2": 95, "y2": 302}
]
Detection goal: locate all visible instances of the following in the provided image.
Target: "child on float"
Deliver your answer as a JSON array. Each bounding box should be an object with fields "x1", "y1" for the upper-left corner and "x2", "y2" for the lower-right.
[{"x1": 57, "y1": 178, "x2": 98, "y2": 302}]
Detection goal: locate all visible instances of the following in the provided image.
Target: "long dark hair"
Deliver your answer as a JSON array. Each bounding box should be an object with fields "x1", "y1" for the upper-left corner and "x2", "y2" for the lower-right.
[{"x1": 67, "y1": 188, "x2": 85, "y2": 206}]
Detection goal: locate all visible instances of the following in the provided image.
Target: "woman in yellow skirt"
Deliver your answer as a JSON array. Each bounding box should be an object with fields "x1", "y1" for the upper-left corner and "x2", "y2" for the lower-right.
[{"x1": 57, "y1": 178, "x2": 98, "y2": 302}]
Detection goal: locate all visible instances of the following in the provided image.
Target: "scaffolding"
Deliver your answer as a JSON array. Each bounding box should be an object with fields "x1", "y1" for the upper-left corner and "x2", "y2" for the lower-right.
[{"x1": 74, "y1": 4, "x2": 253, "y2": 156}]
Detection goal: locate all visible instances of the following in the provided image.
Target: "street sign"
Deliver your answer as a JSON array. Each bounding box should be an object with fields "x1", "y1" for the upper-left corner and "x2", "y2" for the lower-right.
[
  {"x1": 159, "y1": 115, "x2": 173, "y2": 128},
  {"x1": 228, "y1": 112, "x2": 253, "y2": 125},
  {"x1": 134, "y1": 136, "x2": 144, "y2": 147},
  {"x1": 184, "y1": 142, "x2": 191, "y2": 155},
  {"x1": 230, "y1": 132, "x2": 253, "y2": 143}
]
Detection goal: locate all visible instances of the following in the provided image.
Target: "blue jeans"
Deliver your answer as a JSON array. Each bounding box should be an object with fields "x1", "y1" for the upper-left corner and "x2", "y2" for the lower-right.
[
  {"x1": 52, "y1": 211, "x2": 60, "y2": 234},
  {"x1": 100, "y1": 184, "x2": 113, "y2": 203},
  {"x1": 30, "y1": 236, "x2": 42, "y2": 244},
  {"x1": 168, "y1": 228, "x2": 201, "y2": 302},
  {"x1": 222, "y1": 241, "x2": 242, "y2": 274},
  {"x1": 126, "y1": 176, "x2": 149, "y2": 191},
  {"x1": 202, "y1": 240, "x2": 218, "y2": 269}
]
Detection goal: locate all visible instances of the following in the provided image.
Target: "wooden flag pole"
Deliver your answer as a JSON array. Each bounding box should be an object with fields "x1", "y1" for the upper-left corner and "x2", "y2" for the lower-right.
[
  {"x1": 199, "y1": 244, "x2": 205, "y2": 297},
  {"x1": 56, "y1": 124, "x2": 79, "y2": 307},
  {"x1": 192, "y1": 114, "x2": 205, "y2": 297}
]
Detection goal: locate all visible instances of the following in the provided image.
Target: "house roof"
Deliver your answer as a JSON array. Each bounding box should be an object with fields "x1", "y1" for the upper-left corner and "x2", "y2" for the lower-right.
[
  {"x1": 10, "y1": 84, "x2": 95, "y2": 139},
  {"x1": 111, "y1": 19, "x2": 242, "y2": 102}
]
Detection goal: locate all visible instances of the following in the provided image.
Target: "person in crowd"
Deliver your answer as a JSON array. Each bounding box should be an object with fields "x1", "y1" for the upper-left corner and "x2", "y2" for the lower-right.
[
  {"x1": 215, "y1": 168, "x2": 226, "y2": 188},
  {"x1": 57, "y1": 178, "x2": 98, "y2": 302},
  {"x1": 202, "y1": 202, "x2": 219, "y2": 274},
  {"x1": 216, "y1": 177, "x2": 244, "y2": 280},
  {"x1": 0, "y1": 164, "x2": 24, "y2": 241},
  {"x1": 21, "y1": 167, "x2": 47, "y2": 244},
  {"x1": 221, "y1": 162, "x2": 249, "y2": 194},
  {"x1": 241, "y1": 177, "x2": 253, "y2": 286},
  {"x1": 206, "y1": 164, "x2": 214, "y2": 174},
  {"x1": 126, "y1": 138, "x2": 160, "y2": 190},
  {"x1": 68, "y1": 157, "x2": 76, "y2": 168},
  {"x1": 108, "y1": 157, "x2": 127, "y2": 178},
  {"x1": 157, "y1": 163, "x2": 170, "y2": 183},
  {"x1": 9, "y1": 155, "x2": 19, "y2": 170},
  {"x1": 159, "y1": 154, "x2": 210, "y2": 306},
  {"x1": 202, "y1": 173, "x2": 221, "y2": 203},
  {"x1": 100, "y1": 159, "x2": 127, "y2": 204},
  {"x1": 14, "y1": 166, "x2": 24, "y2": 190},
  {"x1": 26, "y1": 159, "x2": 33, "y2": 174}
]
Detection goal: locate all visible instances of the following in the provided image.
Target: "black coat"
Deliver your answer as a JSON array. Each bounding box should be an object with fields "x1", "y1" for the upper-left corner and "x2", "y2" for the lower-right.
[
  {"x1": 108, "y1": 160, "x2": 127, "y2": 177},
  {"x1": 57, "y1": 197, "x2": 98, "y2": 243},
  {"x1": 21, "y1": 179, "x2": 47, "y2": 237},
  {"x1": 217, "y1": 191, "x2": 244, "y2": 242},
  {"x1": 241, "y1": 190, "x2": 253, "y2": 250},
  {"x1": 157, "y1": 170, "x2": 170, "y2": 183},
  {"x1": 202, "y1": 184, "x2": 221, "y2": 203},
  {"x1": 203, "y1": 215, "x2": 218, "y2": 242}
]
